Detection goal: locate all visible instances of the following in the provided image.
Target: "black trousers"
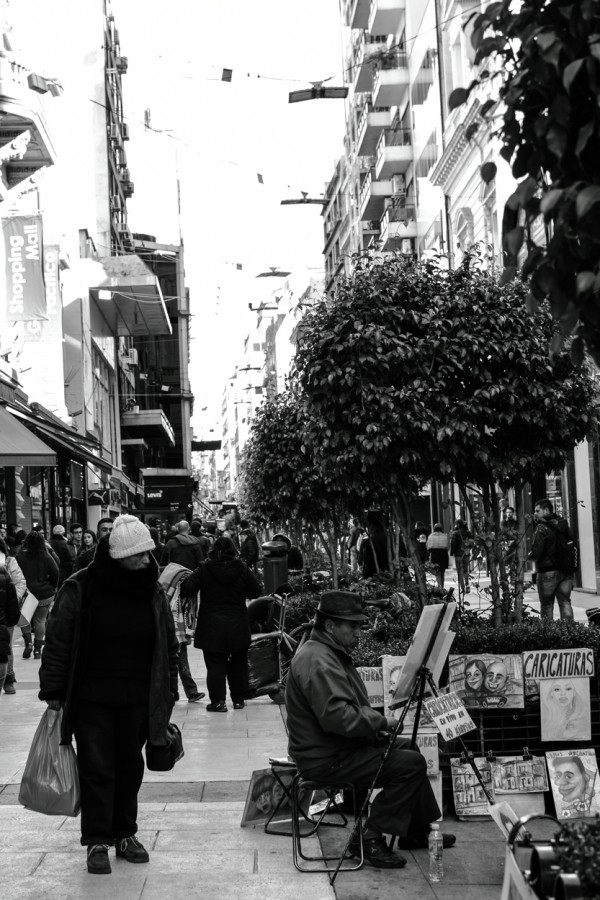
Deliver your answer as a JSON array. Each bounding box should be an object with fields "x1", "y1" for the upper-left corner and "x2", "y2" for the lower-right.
[
  {"x1": 302, "y1": 738, "x2": 440, "y2": 837},
  {"x1": 73, "y1": 700, "x2": 148, "y2": 846},
  {"x1": 177, "y1": 641, "x2": 199, "y2": 698},
  {"x1": 202, "y1": 648, "x2": 248, "y2": 703}
]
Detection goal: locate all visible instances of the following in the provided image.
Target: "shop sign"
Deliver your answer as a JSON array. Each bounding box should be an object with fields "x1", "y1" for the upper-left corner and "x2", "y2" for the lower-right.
[{"x1": 3, "y1": 215, "x2": 47, "y2": 321}]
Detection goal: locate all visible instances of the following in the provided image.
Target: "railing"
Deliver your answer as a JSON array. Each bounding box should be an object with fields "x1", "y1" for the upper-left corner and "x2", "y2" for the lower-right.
[
  {"x1": 384, "y1": 200, "x2": 417, "y2": 225},
  {"x1": 359, "y1": 170, "x2": 373, "y2": 208},
  {"x1": 376, "y1": 127, "x2": 412, "y2": 166},
  {"x1": 0, "y1": 54, "x2": 30, "y2": 90},
  {"x1": 363, "y1": 219, "x2": 381, "y2": 232}
]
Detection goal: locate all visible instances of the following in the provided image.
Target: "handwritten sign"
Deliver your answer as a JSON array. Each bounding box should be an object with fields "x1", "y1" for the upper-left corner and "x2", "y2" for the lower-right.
[
  {"x1": 424, "y1": 691, "x2": 476, "y2": 740},
  {"x1": 523, "y1": 649, "x2": 595, "y2": 682},
  {"x1": 357, "y1": 666, "x2": 384, "y2": 708},
  {"x1": 416, "y1": 731, "x2": 440, "y2": 775}
]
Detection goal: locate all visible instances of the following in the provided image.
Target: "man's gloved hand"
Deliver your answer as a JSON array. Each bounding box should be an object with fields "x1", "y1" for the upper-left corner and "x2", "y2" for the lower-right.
[{"x1": 46, "y1": 699, "x2": 62, "y2": 711}]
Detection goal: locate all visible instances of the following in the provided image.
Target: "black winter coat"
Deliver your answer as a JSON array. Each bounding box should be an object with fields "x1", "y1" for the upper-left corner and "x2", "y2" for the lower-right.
[
  {"x1": 180, "y1": 558, "x2": 261, "y2": 653},
  {"x1": 160, "y1": 534, "x2": 205, "y2": 570},
  {"x1": 0, "y1": 568, "x2": 19, "y2": 662},
  {"x1": 50, "y1": 536, "x2": 76, "y2": 584},
  {"x1": 39, "y1": 544, "x2": 179, "y2": 745},
  {"x1": 16, "y1": 548, "x2": 59, "y2": 605}
]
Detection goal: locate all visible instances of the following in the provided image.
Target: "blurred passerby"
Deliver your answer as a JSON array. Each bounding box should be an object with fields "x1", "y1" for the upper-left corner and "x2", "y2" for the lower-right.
[
  {"x1": 426, "y1": 524, "x2": 449, "y2": 589},
  {"x1": 159, "y1": 563, "x2": 205, "y2": 703},
  {"x1": 190, "y1": 520, "x2": 211, "y2": 558},
  {"x1": 160, "y1": 520, "x2": 205, "y2": 570},
  {"x1": 16, "y1": 531, "x2": 59, "y2": 659},
  {"x1": 451, "y1": 519, "x2": 473, "y2": 597},
  {"x1": 50, "y1": 525, "x2": 75, "y2": 585},
  {"x1": 348, "y1": 518, "x2": 364, "y2": 574},
  {"x1": 73, "y1": 519, "x2": 113, "y2": 573},
  {"x1": 0, "y1": 537, "x2": 27, "y2": 689},
  {"x1": 180, "y1": 536, "x2": 260, "y2": 711},
  {"x1": 239, "y1": 520, "x2": 259, "y2": 571},
  {"x1": 359, "y1": 520, "x2": 389, "y2": 577},
  {"x1": 272, "y1": 533, "x2": 304, "y2": 572},
  {"x1": 149, "y1": 527, "x2": 165, "y2": 566},
  {"x1": 528, "y1": 498, "x2": 576, "y2": 620},
  {"x1": 39, "y1": 515, "x2": 179, "y2": 874},
  {"x1": 0, "y1": 561, "x2": 19, "y2": 693}
]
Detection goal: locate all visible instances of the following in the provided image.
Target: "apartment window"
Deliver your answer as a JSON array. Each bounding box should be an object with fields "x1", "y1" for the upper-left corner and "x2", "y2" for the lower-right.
[{"x1": 92, "y1": 348, "x2": 113, "y2": 453}]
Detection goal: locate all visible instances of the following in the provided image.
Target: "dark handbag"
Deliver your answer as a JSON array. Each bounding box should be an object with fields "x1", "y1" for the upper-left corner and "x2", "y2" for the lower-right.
[{"x1": 145, "y1": 722, "x2": 184, "y2": 772}]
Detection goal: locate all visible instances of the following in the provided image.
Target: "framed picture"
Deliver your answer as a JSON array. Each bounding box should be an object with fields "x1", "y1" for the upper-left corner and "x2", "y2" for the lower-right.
[
  {"x1": 539, "y1": 677, "x2": 591, "y2": 743},
  {"x1": 546, "y1": 749, "x2": 600, "y2": 820},
  {"x1": 448, "y1": 654, "x2": 525, "y2": 709},
  {"x1": 491, "y1": 756, "x2": 548, "y2": 795}
]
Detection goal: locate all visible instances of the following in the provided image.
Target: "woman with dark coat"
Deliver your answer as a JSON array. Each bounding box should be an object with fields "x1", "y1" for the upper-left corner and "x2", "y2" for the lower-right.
[
  {"x1": 180, "y1": 535, "x2": 261, "y2": 712},
  {"x1": 17, "y1": 530, "x2": 59, "y2": 659},
  {"x1": 39, "y1": 515, "x2": 179, "y2": 876}
]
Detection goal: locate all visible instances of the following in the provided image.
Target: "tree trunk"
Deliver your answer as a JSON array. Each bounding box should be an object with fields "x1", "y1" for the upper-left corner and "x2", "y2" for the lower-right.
[
  {"x1": 512, "y1": 484, "x2": 526, "y2": 624},
  {"x1": 314, "y1": 522, "x2": 339, "y2": 588},
  {"x1": 391, "y1": 491, "x2": 426, "y2": 610}
]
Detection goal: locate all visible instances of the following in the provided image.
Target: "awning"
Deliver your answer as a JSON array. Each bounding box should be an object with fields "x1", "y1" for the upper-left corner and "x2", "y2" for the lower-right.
[
  {"x1": 0, "y1": 406, "x2": 56, "y2": 466},
  {"x1": 27, "y1": 421, "x2": 113, "y2": 474},
  {"x1": 90, "y1": 255, "x2": 172, "y2": 336}
]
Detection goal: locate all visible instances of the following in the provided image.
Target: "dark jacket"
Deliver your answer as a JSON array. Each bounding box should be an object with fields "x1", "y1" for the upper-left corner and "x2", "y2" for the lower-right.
[
  {"x1": 160, "y1": 534, "x2": 205, "y2": 570},
  {"x1": 450, "y1": 525, "x2": 472, "y2": 557},
  {"x1": 360, "y1": 529, "x2": 389, "y2": 576},
  {"x1": 529, "y1": 514, "x2": 573, "y2": 573},
  {"x1": 239, "y1": 528, "x2": 259, "y2": 567},
  {"x1": 50, "y1": 536, "x2": 76, "y2": 584},
  {"x1": 39, "y1": 541, "x2": 179, "y2": 745},
  {"x1": 72, "y1": 546, "x2": 95, "y2": 573},
  {"x1": 0, "y1": 567, "x2": 20, "y2": 662},
  {"x1": 180, "y1": 558, "x2": 261, "y2": 653},
  {"x1": 285, "y1": 629, "x2": 388, "y2": 775},
  {"x1": 16, "y1": 548, "x2": 59, "y2": 605}
]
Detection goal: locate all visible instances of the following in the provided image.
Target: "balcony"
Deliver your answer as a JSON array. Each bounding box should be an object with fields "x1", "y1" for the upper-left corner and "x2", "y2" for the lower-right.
[
  {"x1": 368, "y1": 0, "x2": 406, "y2": 36},
  {"x1": 379, "y1": 201, "x2": 418, "y2": 250},
  {"x1": 372, "y1": 50, "x2": 409, "y2": 107},
  {"x1": 356, "y1": 102, "x2": 392, "y2": 156},
  {"x1": 361, "y1": 219, "x2": 382, "y2": 249},
  {"x1": 121, "y1": 408, "x2": 176, "y2": 447},
  {"x1": 351, "y1": 34, "x2": 388, "y2": 93},
  {"x1": 0, "y1": 53, "x2": 57, "y2": 202},
  {"x1": 342, "y1": 0, "x2": 371, "y2": 29},
  {"x1": 375, "y1": 127, "x2": 413, "y2": 179},
  {"x1": 359, "y1": 169, "x2": 393, "y2": 220}
]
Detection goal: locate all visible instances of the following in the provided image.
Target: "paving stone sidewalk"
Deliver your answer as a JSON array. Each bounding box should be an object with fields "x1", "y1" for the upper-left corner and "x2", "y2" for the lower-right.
[{"x1": 0, "y1": 631, "x2": 514, "y2": 900}]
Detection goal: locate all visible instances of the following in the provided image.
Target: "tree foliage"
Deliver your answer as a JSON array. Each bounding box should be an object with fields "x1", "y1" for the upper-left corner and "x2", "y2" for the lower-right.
[
  {"x1": 450, "y1": 0, "x2": 600, "y2": 364},
  {"x1": 292, "y1": 253, "x2": 599, "y2": 616}
]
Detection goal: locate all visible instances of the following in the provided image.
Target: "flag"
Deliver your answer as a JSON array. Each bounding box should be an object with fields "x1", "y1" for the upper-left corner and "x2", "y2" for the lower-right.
[
  {"x1": 222, "y1": 68, "x2": 233, "y2": 82},
  {"x1": 257, "y1": 173, "x2": 263, "y2": 184}
]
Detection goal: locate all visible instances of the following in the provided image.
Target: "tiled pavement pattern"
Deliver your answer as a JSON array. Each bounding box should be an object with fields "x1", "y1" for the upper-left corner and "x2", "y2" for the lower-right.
[{"x1": 2, "y1": 575, "x2": 594, "y2": 899}]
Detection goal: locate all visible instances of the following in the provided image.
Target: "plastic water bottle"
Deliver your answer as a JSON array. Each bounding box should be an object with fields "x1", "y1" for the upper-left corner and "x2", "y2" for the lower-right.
[{"x1": 428, "y1": 823, "x2": 443, "y2": 882}]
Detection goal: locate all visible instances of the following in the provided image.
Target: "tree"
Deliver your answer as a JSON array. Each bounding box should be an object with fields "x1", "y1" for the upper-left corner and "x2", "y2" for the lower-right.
[
  {"x1": 292, "y1": 252, "x2": 599, "y2": 619},
  {"x1": 238, "y1": 388, "x2": 360, "y2": 586},
  {"x1": 449, "y1": 0, "x2": 600, "y2": 364}
]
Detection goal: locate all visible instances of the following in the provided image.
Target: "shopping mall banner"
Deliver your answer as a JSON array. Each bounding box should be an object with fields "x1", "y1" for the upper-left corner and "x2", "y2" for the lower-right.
[
  {"x1": 22, "y1": 244, "x2": 61, "y2": 341},
  {"x1": 3, "y1": 215, "x2": 47, "y2": 321}
]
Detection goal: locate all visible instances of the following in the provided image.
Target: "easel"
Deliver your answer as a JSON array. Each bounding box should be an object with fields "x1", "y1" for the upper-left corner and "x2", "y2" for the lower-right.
[{"x1": 329, "y1": 600, "x2": 495, "y2": 885}]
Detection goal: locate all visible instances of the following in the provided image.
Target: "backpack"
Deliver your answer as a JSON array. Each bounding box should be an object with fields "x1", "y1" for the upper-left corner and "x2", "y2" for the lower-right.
[{"x1": 545, "y1": 521, "x2": 579, "y2": 574}]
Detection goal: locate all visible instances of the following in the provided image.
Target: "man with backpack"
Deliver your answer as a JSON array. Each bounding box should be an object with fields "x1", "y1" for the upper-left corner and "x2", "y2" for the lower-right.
[
  {"x1": 160, "y1": 520, "x2": 206, "y2": 570},
  {"x1": 529, "y1": 498, "x2": 578, "y2": 620}
]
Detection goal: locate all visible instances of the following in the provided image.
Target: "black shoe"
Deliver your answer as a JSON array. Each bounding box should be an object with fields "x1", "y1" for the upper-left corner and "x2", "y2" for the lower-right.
[
  {"x1": 87, "y1": 844, "x2": 112, "y2": 874},
  {"x1": 232, "y1": 700, "x2": 245, "y2": 709},
  {"x1": 23, "y1": 644, "x2": 32, "y2": 659},
  {"x1": 33, "y1": 651, "x2": 41, "y2": 660},
  {"x1": 115, "y1": 835, "x2": 149, "y2": 863},
  {"x1": 187, "y1": 692, "x2": 206, "y2": 703},
  {"x1": 206, "y1": 701, "x2": 227, "y2": 712},
  {"x1": 350, "y1": 832, "x2": 407, "y2": 869},
  {"x1": 397, "y1": 831, "x2": 456, "y2": 850}
]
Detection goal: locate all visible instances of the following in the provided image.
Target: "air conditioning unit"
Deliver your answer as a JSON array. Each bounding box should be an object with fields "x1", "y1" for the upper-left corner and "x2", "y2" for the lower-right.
[
  {"x1": 120, "y1": 168, "x2": 130, "y2": 181},
  {"x1": 111, "y1": 194, "x2": 122, "y2": 210},
  {"x1": 121, "y1": 348, "x2": 139, "y2": 366},
  {"x1": 116, "y1": 56, "x2": 128, "y2": 74},
  {"x1": 400, "y1": 237, "x2": 415, "y2": 255},
  {"x1": 391, "y1": 174, "x2": 406, "y2": 194},
  {"x1": 121, "y1": 123, "x2": 130, "y2": 140},
  {"x1": 120, "y1": 150, "x2": 128, "y2": 167},
  {"x1": 109, "y1": 124, "x2": 120, "y2": 141}
]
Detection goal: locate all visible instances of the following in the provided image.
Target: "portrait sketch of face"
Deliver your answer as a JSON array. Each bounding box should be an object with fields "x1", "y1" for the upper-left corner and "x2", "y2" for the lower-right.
[
  {"x1": 540, "y1": 678, "x2": 591, "y2": 743},
  {"x1": 547, "y1": 751, "x2": 600, "y2": 819}
]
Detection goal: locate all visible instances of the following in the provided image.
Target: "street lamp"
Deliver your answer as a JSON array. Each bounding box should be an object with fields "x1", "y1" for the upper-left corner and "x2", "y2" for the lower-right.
[
  {"x1": 256, "y1": 267, "x2": 291, "y2": 278},
  {"x1": 281, "y1": 191, "x2": 326, "y2": 205}
]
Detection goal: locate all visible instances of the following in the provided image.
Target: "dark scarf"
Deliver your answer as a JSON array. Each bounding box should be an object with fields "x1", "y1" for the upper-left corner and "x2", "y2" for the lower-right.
[{"x1": 88, "y1": 535, "x2": 158, "y2": 602}]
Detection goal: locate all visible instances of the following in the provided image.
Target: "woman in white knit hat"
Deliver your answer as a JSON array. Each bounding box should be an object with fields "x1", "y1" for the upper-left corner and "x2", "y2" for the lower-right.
[{"x1": 39, "y1": 515, "x2": 179, "y2": 876}]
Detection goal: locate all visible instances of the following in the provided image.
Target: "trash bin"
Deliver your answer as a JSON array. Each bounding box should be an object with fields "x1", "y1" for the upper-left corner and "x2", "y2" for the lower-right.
[{"x1": 262, "y1": 541, "x2": 288, "y2": 594}]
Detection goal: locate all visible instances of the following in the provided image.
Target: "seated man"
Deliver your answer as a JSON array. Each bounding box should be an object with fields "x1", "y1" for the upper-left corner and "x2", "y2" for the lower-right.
[{"x1": 285, "y1": 591, "x2": 455, "y2": 869}]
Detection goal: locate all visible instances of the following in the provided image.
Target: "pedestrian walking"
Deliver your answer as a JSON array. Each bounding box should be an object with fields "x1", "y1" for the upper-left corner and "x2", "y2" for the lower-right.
[
  {"x1": 451, "y1": 519, "x2": 472, "y2": 597},
  {"x1": 158, "y1": 562, "x2": 205, "y2": 703},
  {"x1": 348, "y1": 518, "x2": 363, "y2": 574},
  {"x1": 0, "y1": 561, "x2": 19, "y2": 694},
  {"x1": 160, "y1": 520, "x2": 205, "y2": 570},
  {"x1": 528, "y1": 498, "x2": 576, "y2": 620},
  {"x1": 50, "y1": 525, "x2": 75, "y2": 585},
  {"x1": 239, "y1": 520, "x2": 259, "y2": 571},
  {"x1": 179, "y1": 536, "x2": 261, "y2": 711},
  {"x1": 39, "y1": 514, "x2": 179, "y2": 875},
  {"x1": 73, "y1": 518, "x2": 114, "y2": 573},
  {"x1": 426, "y1": 523, "x2": 449, "y2": 589},
  {"x1": 16, "y1": 530, "x2": 59, "y2": 659},
  {"x1": 0, "y1": 537, "x2": 27, "y2": 692}
]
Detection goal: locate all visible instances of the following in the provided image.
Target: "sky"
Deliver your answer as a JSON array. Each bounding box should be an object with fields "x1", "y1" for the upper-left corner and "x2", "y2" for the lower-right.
[
  {"x1": 8, "y1": 0, "x2": 346, "y2": 434},
  {"x1": 111, "y1": 0, "x2": 347, "y2": 433}
]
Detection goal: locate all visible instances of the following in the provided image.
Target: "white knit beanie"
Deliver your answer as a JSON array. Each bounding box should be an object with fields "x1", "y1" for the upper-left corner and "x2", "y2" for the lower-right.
[{"x1": 109, "y1": 515, "x2": 155, "y2": 559}]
